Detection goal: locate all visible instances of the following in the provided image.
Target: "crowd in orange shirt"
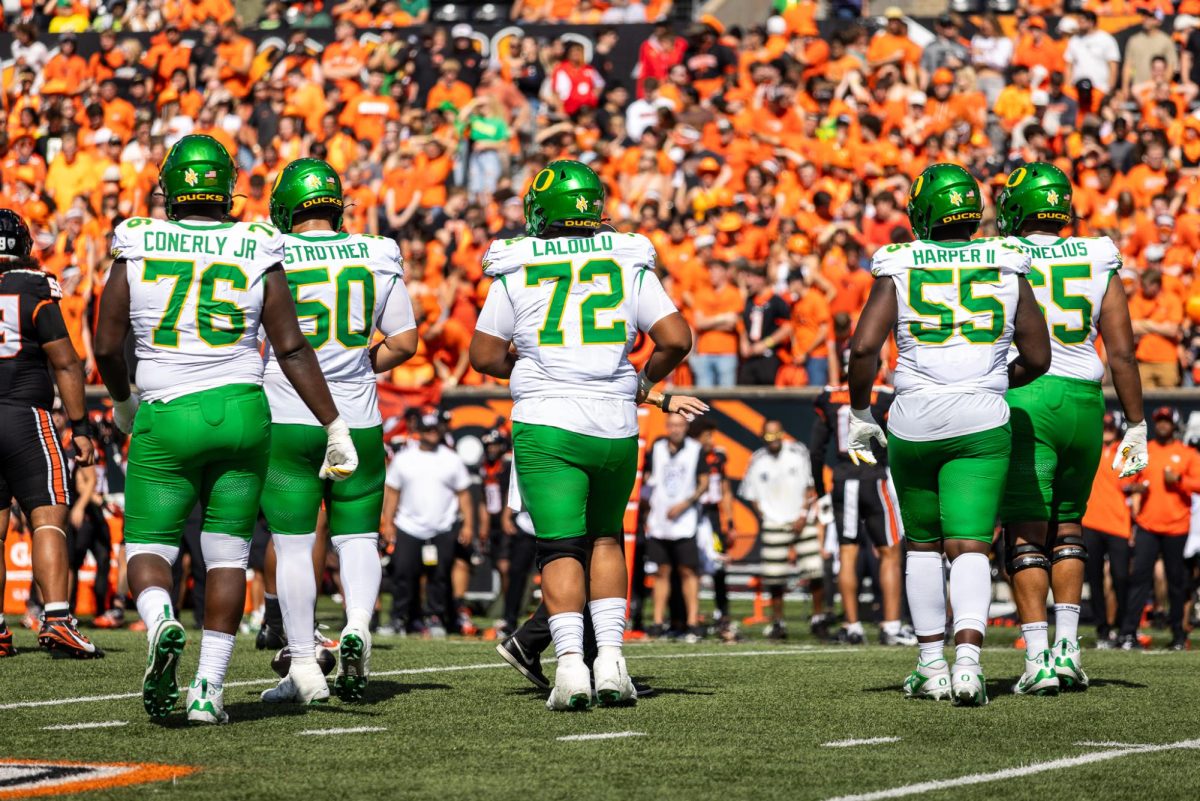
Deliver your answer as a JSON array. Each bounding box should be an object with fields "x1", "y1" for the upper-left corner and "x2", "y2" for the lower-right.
[{"x1": 17, "y1": 4, "x2": 1200, "y2": 389}]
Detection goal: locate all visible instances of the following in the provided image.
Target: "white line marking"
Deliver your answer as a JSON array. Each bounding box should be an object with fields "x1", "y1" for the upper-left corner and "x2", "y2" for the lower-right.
[
  {"x1": 297, "y1": 726, "x2": 387, "y2": 736},
  {"x1": 0, "y1": 648, "x2": 848, "y2": 711},
  {"x1": 557, "y1": 731, "x2": 646, "y2": 742},
  {"x1": 42, "y1": 720, "x2": 129, "y2": 731},
  {"x1": 1074, "y1": 741, "x2": 1153, "y2": 749},
  {"x1": 820, "y1": 739, "x2": 1200, "y2": 801},
  {"x1": 822, "y1": 737, "x2": 901, "y2": 748}
]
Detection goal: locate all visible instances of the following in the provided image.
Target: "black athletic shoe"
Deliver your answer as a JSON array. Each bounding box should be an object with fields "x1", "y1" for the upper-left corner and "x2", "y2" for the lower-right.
[
  {"x1": 256, "y1": 623, "x2": 285, "y2": 651},
  {"x1": 632, "y1": 680, "x2": 656, "y2": 699},
  {"x1": 496, "y1": 636, "x2": 549, "y2": 690},
  {"x1": 1168, "y1": 636, "x2": 1188, "y2": 651},
  {"x1": 1118, "y1": 634, "x2": 1137, "y2": 651}
]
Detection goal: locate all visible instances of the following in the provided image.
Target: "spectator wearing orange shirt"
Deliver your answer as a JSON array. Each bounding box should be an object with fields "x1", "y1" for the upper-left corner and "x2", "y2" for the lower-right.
[
  {"x1": 1121, "y1": 408, "x2": 1200, "y2": 649},
  {"x1": 89, "y1": 30, "x2": 125, "y2": 85},
  {"x1": 322, "y1": 21, "x2": 369, "y2": 102},
  {"x1": 339, "y1": 70, "x2": 401, "y2": 147},
  {"x1": 1125, "y1": 141, "x2": 1170, "y2": 208},
  {"x1": 142, "y1": 23, "x2": 192, "y2": 89},
  {"x1": 866, "y1": 8, "x2": 921, "y2": 87},
  {"x1": 1082, "y1": 414, "x2": 1135, "y2": 645},
  {"x1": 1129, "y1": 269, "x2": 1183, "y2": 387},
  {"x1": 426, "y1": 60, "x2": 475, "y2": 111},
  {"x1": 99, "y1": 79, "x2": 136, "y2": 143},
  {"x1": 215, "y1": 21, "x2": 254, "y2": 98},
  {"x1": 691, "y1": 260, "x2": 743, "y2": 387},
  {"x1": 43, "y1": 33, "x2": 90, "y2": 97},
  {"x1": 786, "y1": 261, "x2": 833, "y2": 388},
  {"x1": 995, "y1": 65, "x2": 1035, "y2": 133}
]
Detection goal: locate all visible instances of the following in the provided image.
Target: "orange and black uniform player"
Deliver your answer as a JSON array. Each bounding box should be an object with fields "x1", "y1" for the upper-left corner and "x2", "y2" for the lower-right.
[
  {"x1": 1120, "y1": 407, "x2": 1200, "y2": 648},
  {"x1": 738, "y1": 264, "x2": 792, "y2": 385},
  {"x1": 1081, "y1": 414, "x2": 1136, "y2": 642}
]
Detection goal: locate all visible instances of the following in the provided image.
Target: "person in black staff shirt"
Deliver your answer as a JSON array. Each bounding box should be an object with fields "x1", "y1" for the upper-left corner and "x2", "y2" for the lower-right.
[
  {"x1": 811, "y1": 372, "x2": 913, "y2": 647},
  {"x1": 738, "y1": 263, "x2": 792, "y2": 385},
  {"x1": 692, "y1": 419, "x2": 737, "y2": 639},
  {"x1": 0, "y1": 209, "x2": 101, "y2": 659},
  {"x1": 478, "y1": 428, "x2": 537, "y2": 639}
]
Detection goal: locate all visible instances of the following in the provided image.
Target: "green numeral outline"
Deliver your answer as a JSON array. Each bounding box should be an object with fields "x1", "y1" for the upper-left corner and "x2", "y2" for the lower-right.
[
  {"x1": 959, "y1": 268, "x2": 1004, "y2": 344},
  {"x1": 197, "y1": 263, "x2": 248, "y2": 347},
  {"x1": 525, "y1": 261, "x2": 572, "y2": 346},
  {"x1": 907, "y1": 269, "x2": 954, "y2": 344},
  {"x1": 336, "y1": 265, "x2": 376, "y2": 348},
  {"x1": 287, "y1": 267, "x2": 332, "y2": 349},
  {"x1": 142, "y1": 259, "x2": 194, "y2": 348},
  {"x1": 579, "y1": 258, "x2": 627, "y2": 344}
]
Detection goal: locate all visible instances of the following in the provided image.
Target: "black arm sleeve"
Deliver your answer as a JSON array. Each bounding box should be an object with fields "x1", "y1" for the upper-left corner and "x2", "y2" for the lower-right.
[{"x1": 34, "y1": 300, "x2": 69, "y2": 344}]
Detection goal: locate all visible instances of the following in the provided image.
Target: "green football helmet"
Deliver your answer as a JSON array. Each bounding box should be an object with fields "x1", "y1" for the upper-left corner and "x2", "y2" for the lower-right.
[
  {"x1": 995, "y1": 162, "x2": 1073, "y2": 237},
  {"x1": 906, "y1": 163, "x2": 983, "y2": 240},
  {"x1": 158, "y1": 134, "x2": 237, "y2": 220},
  {"x1": 524, "y1": 159, "x2": 604, "y2": 236},
  {"x1": 270, "y1": 158, "x2": 344, "y2": 233}
]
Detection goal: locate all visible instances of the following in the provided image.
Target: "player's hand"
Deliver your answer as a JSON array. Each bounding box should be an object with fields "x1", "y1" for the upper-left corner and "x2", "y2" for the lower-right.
[
  {"x1": 71, "y1": 432, "x2": 95, "y2": 465},
  {"x1": 1113, "y1": 420, "x2": 1149, "y2": 478},
  {"x1": 112, "y1": 393, "x2": 140, "y2": 435},
  {"x1": 320, "y1": 417, "x2": 359, "y2": 481},
  {"x1": 847, "y1": 407, "x2": 886, "y2": 466},
  {"x1": 663, "y1": 394, "x2": 709, "y2": 421}
]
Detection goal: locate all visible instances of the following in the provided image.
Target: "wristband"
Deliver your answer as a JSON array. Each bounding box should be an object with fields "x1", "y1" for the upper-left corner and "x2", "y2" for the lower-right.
[
  {"x1": 71, "y1": 416, "x2": 94, "y2": 438},
  {"x1": 661, "y1": 393, "x2": 674, "y2": 413}
]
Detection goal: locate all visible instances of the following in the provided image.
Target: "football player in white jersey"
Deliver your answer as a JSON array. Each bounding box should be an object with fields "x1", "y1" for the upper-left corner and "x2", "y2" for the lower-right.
[
  {"x1": 258, "y1": 159, "x2": 418, "y2": 705},
  {"x1": 995, "y1": 163, "x2": 1147, "y2": 695},
  {"x1": 845, "y1": 163, "x2": 1051, "y2": 706},
  {"x1": 469, "y1": 160, "x2": 705, "y2": 710},
  {"x1": 95, "y1": 136, "x2": 359, "y2": 724}
]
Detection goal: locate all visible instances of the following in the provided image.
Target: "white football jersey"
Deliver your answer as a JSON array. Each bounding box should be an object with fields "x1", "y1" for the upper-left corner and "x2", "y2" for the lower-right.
[
  {"x1": 263, "y1": 230, "x2": 416, "y2": 428},
  {"x1": 1006, "y1": 234, "x2": 1120, "y2": 383},
  {"x1": 475, "y1": 231, "x2": 677, "y2": 438},
  {"x1": 112, "y1": 217, "x2": 284, "y2": 403},
  {"x1": 871, "y1": 237, "x2": 1031, "y2": 441}
]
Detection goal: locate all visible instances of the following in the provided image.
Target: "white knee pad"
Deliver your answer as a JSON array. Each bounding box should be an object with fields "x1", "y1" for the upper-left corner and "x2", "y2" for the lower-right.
[
  {"x1": 201, "y1": 531, "x2": 251, "y2": 570},
  {"x1": 126, "y1": 543, "x2": 181, "y2": 566}
]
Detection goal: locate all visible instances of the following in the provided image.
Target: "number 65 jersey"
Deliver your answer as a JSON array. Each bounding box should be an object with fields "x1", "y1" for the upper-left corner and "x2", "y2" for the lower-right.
[
  {"x1": 111, "y1": 217, "x2": 285, "y2": 403},
  {"x1": 870, "y1": 238, "x2": 1031, "y2": 442},
  {"x1": 475, "y1": 231, "x2": 677, "y2": 439}
]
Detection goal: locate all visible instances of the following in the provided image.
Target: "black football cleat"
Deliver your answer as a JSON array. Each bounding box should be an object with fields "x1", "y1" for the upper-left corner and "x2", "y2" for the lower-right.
[
  {"x1": 256, "y1": 622, "x2": 286, "y2": 651},
  {"x1": 496, "y1": 636, "x2": 550, "y2": 690}
]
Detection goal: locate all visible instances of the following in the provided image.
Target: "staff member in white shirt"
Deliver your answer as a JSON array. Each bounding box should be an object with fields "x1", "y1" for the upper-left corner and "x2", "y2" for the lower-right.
[
  {"x1": 381, "y1": 411, "x2": 473, "y2": 638},
  {"x1": 739, "y1": 419, "x2": 817, "y2": 641},
  {"x1": 642, "y1": 412, "x2": 705, "y2": 641}
]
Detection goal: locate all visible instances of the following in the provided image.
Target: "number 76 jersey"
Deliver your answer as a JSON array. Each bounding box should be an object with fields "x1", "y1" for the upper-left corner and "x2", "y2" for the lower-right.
[{"x1": 112, "y1": 217, "x2": 285, "y2": 403}]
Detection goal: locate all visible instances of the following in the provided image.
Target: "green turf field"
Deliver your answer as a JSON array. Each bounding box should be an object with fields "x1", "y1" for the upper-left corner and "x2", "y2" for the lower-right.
[{"x1": 2, "y1": 604, "x2": 1197, "y2": 801}]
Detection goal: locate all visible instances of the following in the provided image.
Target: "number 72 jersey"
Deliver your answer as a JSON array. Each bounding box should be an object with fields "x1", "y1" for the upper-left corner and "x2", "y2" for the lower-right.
[
  {"x1": 112, "y1": 217, "x2": 285, "y2": 403},
  {"x1": 1006, "y1": 234, "x2": 1121, "y2": 383}
]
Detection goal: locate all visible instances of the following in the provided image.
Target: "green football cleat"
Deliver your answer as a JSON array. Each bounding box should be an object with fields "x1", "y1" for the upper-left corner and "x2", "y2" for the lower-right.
[
  {"x1": 902, "y1": 659, "x2": 952, "y2": 701},
  {"x1": 951, "y1": 663, "x2": 989, "y2": 707},
  {"x1": 187, "y1": 677, "x2": 229, "y2": 725},
  {"x1": 1053, "y1": 638, "x2": 1089, "y2": 691},
  {"x1": 1013, "y1": 649, "x2": 1060, "y2": 696},
  {"x1": 333, "y1": 627, "x2": 370, "y2": 702},
  {"x1": 142, "y1": 618, "x2": 187, "y2": 719}
]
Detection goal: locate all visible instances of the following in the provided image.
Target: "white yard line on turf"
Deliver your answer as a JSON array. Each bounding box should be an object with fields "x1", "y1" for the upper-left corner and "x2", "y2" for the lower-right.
[
  {"x1": 42, "y1": 720, "x2": 128, "y2": 731},
  {"x1": 1074, "y1": 741, "x2": 1154, "y2": 749},
  {"x1": 557, "y1": 731, "x2": 646, "y2": 742},
  {"x1": 822, "y1": 737, "x2": 901, "y2": 748},
  {"x1": 0, "y1": 648, "x2": 850, "y2": 712},
  {"x1": 820, "y1": 739, "x2": 1200, "y2": 801},
  {"x1": 297, "y1": 726, "x2": 387, "y2": 736}
]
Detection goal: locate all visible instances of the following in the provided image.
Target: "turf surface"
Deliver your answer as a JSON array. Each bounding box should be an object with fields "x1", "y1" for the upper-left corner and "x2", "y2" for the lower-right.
[{"x1": 1, "y1": 606, "x2": 1197, "y2": 801}]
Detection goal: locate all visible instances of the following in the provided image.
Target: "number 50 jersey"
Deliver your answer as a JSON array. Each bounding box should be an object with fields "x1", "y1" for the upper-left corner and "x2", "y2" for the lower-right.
[
  {"x1": 264, "y1": 231, "x2": 415, "y2": 428},
  {"x1": 871, "y1": 238, "x2": 1031, "y2": 442},
  {"x1": 112, "y1": 217, "x2": 285, "y2": 403},
  {"x1": 475, "y1": 231, "x2": 678, "y2": 439}
]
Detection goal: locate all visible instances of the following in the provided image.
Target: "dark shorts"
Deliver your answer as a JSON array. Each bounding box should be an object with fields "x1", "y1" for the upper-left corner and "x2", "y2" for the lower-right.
[
  {"x1": 832, "y1": 466, "x2": 903, "y2": 548},
  {"x1": 647, "y1": 536, "x2": 700, "y2": 572},
  {"x1": 0, "y1": 403, "x2": 71, "y2": 513}
]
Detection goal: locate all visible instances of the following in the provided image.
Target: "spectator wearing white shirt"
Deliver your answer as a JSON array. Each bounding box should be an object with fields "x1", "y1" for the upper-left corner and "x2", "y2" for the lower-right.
[
  {"x1": 970, "y1": 14, "x2": 1013, "y2": 107},
  {"x1": 739, "y1": 420, "x2": 817, "y2": 640},
  {"x1": 601, "y1": 0, "x2": 648, "y2": 23},
  {"x1": 1064, "y1": 10, "x2": 1121, "y2": 97},
  {"x1": 626, "y1": 78, "x2": 674, "y2": 141},
  {"x1": 381, "y1": 412, "x2": 474, "y2": 638}
]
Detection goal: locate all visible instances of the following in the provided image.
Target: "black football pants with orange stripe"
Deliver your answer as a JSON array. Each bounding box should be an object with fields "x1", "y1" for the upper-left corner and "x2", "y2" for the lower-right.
[{"x1": 0, "y1": 403, "x2": 71, "y2": 512}]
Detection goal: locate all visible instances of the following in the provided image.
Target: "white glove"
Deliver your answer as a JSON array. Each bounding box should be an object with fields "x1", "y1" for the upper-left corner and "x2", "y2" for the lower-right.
[
  {"x1": 1113, "y1": 420, "x2": 1149, "y2": 478},
  {"x1": 112, "y1": 393, "x2": 140, "y2": 434},
  {"x1": 847, "y1": 407, "x2": 886, "y2": 466},
  {"x1": 320, "y1": 417, "x2": 359, "y2": 481}
]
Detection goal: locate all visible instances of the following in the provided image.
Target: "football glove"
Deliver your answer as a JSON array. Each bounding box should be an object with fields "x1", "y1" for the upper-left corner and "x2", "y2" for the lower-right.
[
  {"x1": 846, "y1": 407, "x2": 886, "y2": 466},
  {"x1": 320, "y1": 417, "x2": 359, "y2": 481},
  {"x1": 1113, "y1": 420, "x2": 1149, "y2": 478},
  {"x1": 112, "y1": 393, "x2": 140, "y2": 435}
]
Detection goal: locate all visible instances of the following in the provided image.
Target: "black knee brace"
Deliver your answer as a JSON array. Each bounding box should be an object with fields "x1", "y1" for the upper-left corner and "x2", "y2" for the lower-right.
[
  {"x1": 1006, "y1": 533, "x2": 1051, "y2": 576},
  {"x1": 535, "y1": 535, "x2": 592, "y2": 571},
  {"x1": 1051, "y1": 533, "x2": 1088, "y2": 565}
]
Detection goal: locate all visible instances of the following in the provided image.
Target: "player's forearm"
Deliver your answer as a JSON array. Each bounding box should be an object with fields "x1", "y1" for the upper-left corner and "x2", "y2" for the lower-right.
[
  {"x1": 370, "y1": 330, "x2": 418, "y2": 373},
  {"x1": 52, "y1": 358, "x2": 88, "y2": 423},
  {"x1": 847, "y1": 348, "x2": 879, "y2": 409},
  {"x1": 276, "y1": 344, "x2": 340, "y2": 426},
  {"x1": 1109, "y1": 349, "x2": 1145, "y2": 425}
]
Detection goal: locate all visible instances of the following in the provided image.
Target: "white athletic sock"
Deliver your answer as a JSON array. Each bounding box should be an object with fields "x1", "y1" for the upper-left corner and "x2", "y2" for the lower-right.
[
  {"x1": 332, "y1": 534, "x2": 382, "y2": 624},
  {"x1": 847, "y1": 620, "x2": 865, "y2": 636},
  {"x1": 905, "y1": 551, "x2": 947, "y2": 638},
  {"x1": 196, "y1": 630, "x2": 236, "y2": 687},
  {"x1": 44, "y1": 601, "x2": 69, "y2": 616},
  {"x1": 919, "y1": 640, "x2": 945, "y2": 665},
  {"x1": 882, "y1": 620, "x2": 900, "y2": 636},
  {"x1": 955, "y1": 642, "x2": 982, "y2": 666},
  {"x1": 549, "y1": 611, "x2": 585, "y2": 659},
  {"x1": 1022, "y1": 621, "x2": 1049, "y2": 660},
  {"x1": 1054, "y1": 603, "x2": 1081, "y2": 644},
  {"x1": 135, "y1": 587, "x2": 174, "y2": 634},
  {"x1": 273, "y1": 533, "x2": 317, "y2": 663},
  {"x1": 0, "y1": 613, "x2": 6, "y2": 627},
  {"x1": 588, "y1": 597, "x2": 626, "y2": 658},
  {"x1": 949, "y1": 552, "x2": 990, "y2": 640}
]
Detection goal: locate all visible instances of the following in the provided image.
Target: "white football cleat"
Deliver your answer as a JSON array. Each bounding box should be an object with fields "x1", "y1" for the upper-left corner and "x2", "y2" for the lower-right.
[
  {"x1": 261, "y1": 660, "x2": 330, "y2": 704},
  {"x1": 951, "y1": 662, "x2": 988, "y2": 707},
  {"x1": 546, "y1": 659, "x2": 592, "y2": 711},
  {"x1": 593, "y1": 652, "x2": 637, "y2": 706},
  {"x1": 902, "y1": 659, "x2": 952, "y2": 700},
  {"x1": 186, "y1": 677, "x2": 230, "y2": 724},
  {"x1": 334, "y1": 624, "x2": 371, "y2": 702},
  {"x1": 1053, "y1": 638, "x2": 1089, "y2": 691},
  {"x1": 1013, "y1": 650, "x2": 1060, "y2": 696}
]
